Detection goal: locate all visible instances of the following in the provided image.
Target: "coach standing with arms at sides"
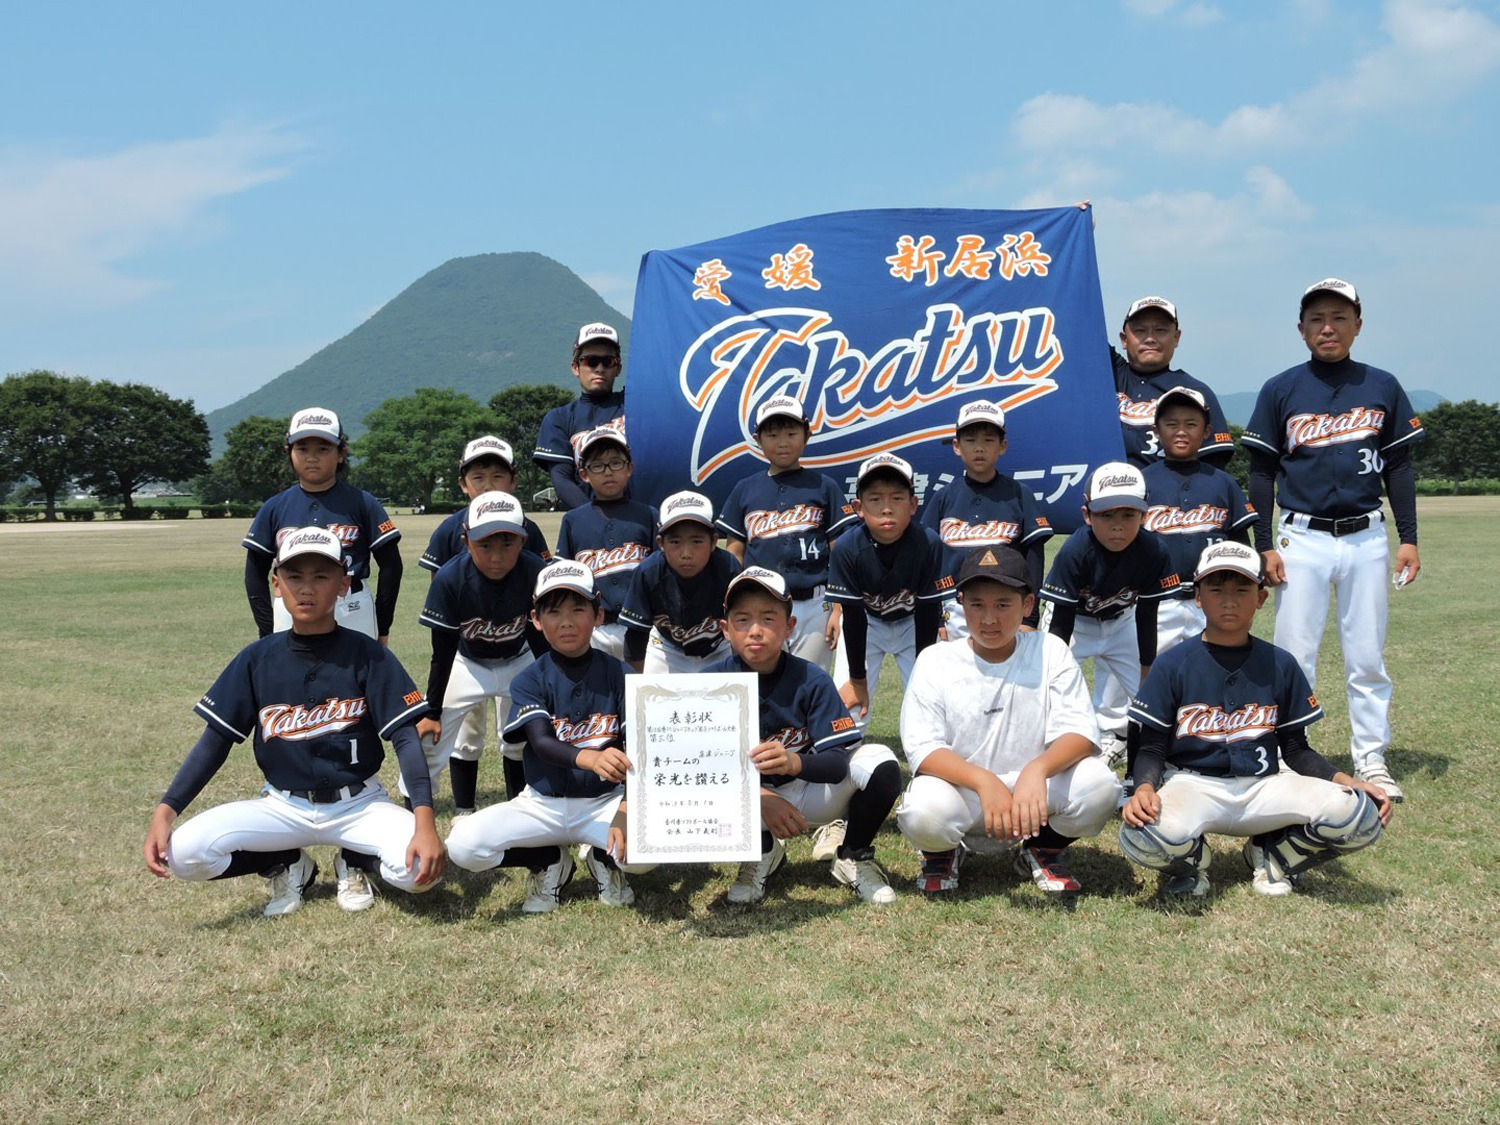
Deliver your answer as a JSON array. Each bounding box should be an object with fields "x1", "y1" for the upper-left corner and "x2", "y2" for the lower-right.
[
  {"x1": 533, "y1": 323, "x2": 627, "y2": 510},
  {"x1": 1242, "y1": 279, "x2": 1424, "y2": 802}
]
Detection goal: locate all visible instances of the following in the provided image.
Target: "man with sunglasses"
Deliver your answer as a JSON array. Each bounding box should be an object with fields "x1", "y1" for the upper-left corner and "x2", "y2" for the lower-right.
[{"x1": 533, "y1": 322, "x2": 628, "y2": 510}]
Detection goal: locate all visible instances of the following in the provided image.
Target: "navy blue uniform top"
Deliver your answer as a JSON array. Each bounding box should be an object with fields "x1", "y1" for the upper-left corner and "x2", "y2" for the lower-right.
[
  {"x1": 556, "y1": 498, "x2": 658, "y2": 618},
  {"x1": 619, "y1": 549, "x2": 742, "y2": 657},
  {"x1": 920, "y1": 471, "x2": 1054, "y2": 583},
  {"x1": 1112, "y1": 349, "x2": 1235, "y2": 467},
  {"x1": 707, "y1": 652, "x2": 862, "y2": 788},
  {"x1": 417, "y1": 508, "x2": 551, "y2": 573},
  {"x1": 532, "y1": 393, "x2": 626, "y2": 469},
  {"x1": 1040, "y1": 527, "x2": 1179, "y2": 620},
  {"x1": 1242, "y1": 357, "x2": 1425, "y2": 518},
  {"x1": 1142, "y1": 461, "x2": 1257, "y2": 596},
  {"x1": 244, "y1": 481, "x2": 399, "y2": 587},
  {"x1": 503, "y1": 649, "x2": 627, "y2": 799},
  {"x1": 419, "y1": 551, "x2": 547, "y2": 662},
  {"x1": 193, "y1": 628, "x2": 428, "y2": 792},
  {"x1": 827, "y1": 522, "x2": 951, "y2": 621},
  {"x1": 1129, "y1": 635, "x2": 1323, "y2": 778},
  {"x1": 716, "y1": 468, "x2": 858, "y2": 595}
]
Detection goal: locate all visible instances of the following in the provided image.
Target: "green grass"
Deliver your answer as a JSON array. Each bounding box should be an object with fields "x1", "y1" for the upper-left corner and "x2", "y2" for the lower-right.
[{"x1": 1, "y1": 500, "x2": 1496, "y2": 1122}]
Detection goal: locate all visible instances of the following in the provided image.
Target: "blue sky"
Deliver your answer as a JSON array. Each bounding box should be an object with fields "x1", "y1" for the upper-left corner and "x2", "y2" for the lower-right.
[{"x1": 3, "y1": 0, "x2": 1497, "y2": 411}]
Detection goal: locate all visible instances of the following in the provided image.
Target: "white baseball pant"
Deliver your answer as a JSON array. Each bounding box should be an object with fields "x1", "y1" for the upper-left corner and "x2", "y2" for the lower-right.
[
  {"x1": 445, "y1": 788, "x2": 654, "y2": 875},
  {"x1": 273, "y1": 588, "x2": 377, "y2": 638},
  {"x1": 765, "y1": 743, "x2": 899, "y2": 830},
  {"x1": 590, "y1": 620, "x2": 628, "y2": 660},
  {"x1": 1155, "y1": 598, "x2": 1206, "y2": 657},
  {"x1": 788, "y1": 592, "x2": 836, "y2": 672},
  {"x1": 1143, "y1": 768, "x2": 1367, "y2": 842},
  {"x1": 643, "y1": 635, "x2": 726, "y2": 674},
  {"x1": 399, "y1": 650, "x2": 532, "y2": 799},
  {"x1": 1068, "y1": 611, "x2": 1139, "y2": 741},
  {"x1": 833, "y1": 615, "x2": 918, "y2": 732}
]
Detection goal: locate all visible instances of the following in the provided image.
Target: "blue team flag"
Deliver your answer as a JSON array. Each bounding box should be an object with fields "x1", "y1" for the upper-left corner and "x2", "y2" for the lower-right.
[{"x1": 627, "y1": 206, "x2": 1121, "y2": 532}]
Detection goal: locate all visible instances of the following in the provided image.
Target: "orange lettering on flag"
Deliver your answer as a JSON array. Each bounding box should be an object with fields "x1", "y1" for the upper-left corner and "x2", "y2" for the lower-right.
[
  {"x1": 995, "y1": 232, "x2": 1051, "y2": 280},
  {"x1": 885, "y1": 234, "x2": 945, "y2": 285},
  {"x1": 762, "y1": 243, "x2": 821, "y2": 291},
  {"x1": 692, "y1": 259, "x2": 733, "y2": 305},
  {"x1": 944, "y1": 234, "x2": 995, "y2": 280}
]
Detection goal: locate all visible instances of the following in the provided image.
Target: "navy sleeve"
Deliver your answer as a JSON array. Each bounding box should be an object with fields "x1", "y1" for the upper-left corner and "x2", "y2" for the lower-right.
[
  {"x1": 915, "y1": 598, "x2": 942, "y2": 654},
  {"x1": 1047, "y1": 601, "x2": 1077, "y2": 644},
  {"x1": 519, "y1": 714, "x2": 586, "y2": 771},
  {"x1": 1022, "y1": 540, "x2": 1045, "y2": 628},
  {"x1": 419, "y1": 522, "x2": 449, "y2": 573},
  {"x1": 618, "y1": 562, "x2": 654, "y2": 632},
  {"x1": 194, "y1": 649, "x2": 258, "y2": 742},
  {"x1": 1040, "y1": 536, "x2": 1082, "y2": 604},
  {"x1": 161, "y1": 726, "x2": 235, "y2": 813},
  {"x1": 1380, "y1": 380, "x2": 1425, "y2": 454},
  {"x1": 555, "y1": 513, "x2": 576, "y2": 559},
  {"x1": 548, "y1": 462, "x2": 592, "y2": 511},
  {"x1": 242, "y1": 496, "x2": 280, "y2": 556},
  {"x1": 391, "y1": 724, "x2": 434, "y2": 808},
  {"x1": 1199, "y1": 387, "x2": 1235, "y2": 469},
  {"x1": 1134, "y1": 724, "x2": 1169, "y2": 791},
  {"x1": 424, "y1": 629, "x2": 461, "y2": 721},
  {"x1": 1248, "y1": 449, "x2": 1279, "y2": 552},
  {"x1": 842, "y1": 601, "x2": 869, "y2": 679},
  {"x1": 364, "y1": 646, "x2": 429, "y2": 739},
  {"x1": 372, "y1": 539, "x2": 402, "y2": 638},
  {"x1": 1241, "y1": 382, "x2": 1283, "y2": 457},
  {"x1": 1279, "y1": 725, "x2": 1339, "y2": 782},
  {"x1": 1383, "y1": 448, "x2": 1418, "y2": 545},
  {"x1": 1135, "y1": 600, "x2": 1158, "y2": 665},
  {"x1": 244, "y1": 551, "x2": 274, "y2": 638}
]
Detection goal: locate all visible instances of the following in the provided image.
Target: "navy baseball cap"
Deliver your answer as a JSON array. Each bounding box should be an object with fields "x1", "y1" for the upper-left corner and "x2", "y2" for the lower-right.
[{"x1": 956, "y1": 546, "x2": 1031, "y2": 591}]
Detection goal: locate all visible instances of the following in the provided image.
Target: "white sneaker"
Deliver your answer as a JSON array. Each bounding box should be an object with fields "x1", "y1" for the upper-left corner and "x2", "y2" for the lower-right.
[
  {"x1": 1355, "y1": 763, "x2": 1405, "y2": 803},
  {"x1": 264, "y1": 851, "x2": 318, "y2": 917},
  {"x1": 831, "y1": 854, "x2": 896, "y2": 905},
  {"x1": 727, "y1": 838, "x2": 786, "y2": 905},
  {"x1": 522, "y1": 849, "x2": 575, "y2": 914},
  {"x1": 582, "y1": 847, "x2": 635, "y2": 907},
  {"x1": 1099, "y1": 731, "x2": 1128, "y2": 770},
  {"x1": 810, "y1": 819, "x2": 846, "y2": 862},
  {"x1": 1242, "y1": 840, "x2": 1294, "y2": 897},
  {"x1": 334, "y1": 854, "x2": 377, "y2": 912}
]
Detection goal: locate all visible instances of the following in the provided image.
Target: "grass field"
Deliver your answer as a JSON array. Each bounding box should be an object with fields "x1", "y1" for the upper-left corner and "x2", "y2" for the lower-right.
[{"x1": 2, "y1": 499, "x2": 1497, "y2": 1123}]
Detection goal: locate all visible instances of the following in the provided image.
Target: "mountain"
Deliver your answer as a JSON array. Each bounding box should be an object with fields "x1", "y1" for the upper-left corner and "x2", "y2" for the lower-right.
[
  {"x1": 205, "y1": 252, "x2": 630, "y2": 444},
  {"x1": 1218, "y1": 388, "x2": 1447, "y2": 427}
]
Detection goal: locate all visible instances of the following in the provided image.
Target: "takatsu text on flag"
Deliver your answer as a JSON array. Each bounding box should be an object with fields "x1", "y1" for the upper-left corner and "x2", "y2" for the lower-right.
[{"x1": 628, "y1": 207, "x2": 1120, "y2": 531}]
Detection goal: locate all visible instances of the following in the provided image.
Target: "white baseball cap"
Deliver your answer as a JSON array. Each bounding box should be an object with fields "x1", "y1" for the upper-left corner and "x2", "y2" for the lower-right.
[
  {"x1": 658, "y1": 490, "x2": 716, "y2": 533},
  {"x1": 1124, "y1": 296, "x2": 1178, "y2": 325},
  {"x1": 577, "y1": 426, "x2": 630, "y2": 464},
  {"x1": 1195, "y1": 541, "x2": 1263, "y2": 585},
  {"x1": 574, "y1": 322, "x2": 620, "y2": 350},
  {"x1": 287, "y1": 407, "x2": 342, "y2": 444},
  {"x1": 754, "y1": 394, "x2": 807, "y2": 430},
  {"x1": 955, "y1": 400, "x2": 1006, "y2": 435},
  {"x1": 464, "y1": 491, "x2": 525, "y2": 541},
  {"x1": 1086, "y1": 462, "x2": 1149, "y2": 512},
  {"x1": 535, "y1": 559, "x2": 597, "y2": 601},
  {"x1": 274, "y1": 526, "x2": 345, "y2": 570},
  {"x1": 724, "y1": 565, "x2": 791, "y2": 609},
  {"x1": 1300, "y1": 277, "x2": 1361, "y2": 314},
  {"x1": 460, "y1": 436, "x2": 516, "y2": 471},
  {"x1": 1153, "y1": 385, "x2": 1209, "y2": 421},
  {"x1": 855, "y1": 452, "x2": 915, "y2": 491}
]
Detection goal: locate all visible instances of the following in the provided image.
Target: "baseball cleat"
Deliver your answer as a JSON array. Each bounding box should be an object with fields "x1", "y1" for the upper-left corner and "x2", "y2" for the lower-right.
[
  {"x1": 810, "y1": 819, "x2": 847, "y2": 862},
  {"x1": 917, "y1": 848, "x2": 962, "y2": 893},
  {"x1": 1242, "y1": 840, "x2": 1295, "y2": 897},
  {"x1": 1015, "y1": 846, "x2": 1081, "y2": 898},
  {"x1": 1117, "y1": 778, "x2": 1137, "y2": 810},
  {"x1": 1098, "y1": 731, "x2": 1128, "y2": 771},
  {"x1": 522, "y1": 849, "x2": 575, "y2": 914},
  {"x1": 264, "y1": 851, "x2": 319, "y2": 917},
  {"x1": 831, "y1": 852, "x2": 896, "y2": 905},
  {"x1": 334, "y1": 854, "x2": 377, "y2": 912},
  {"x1": 727, "y1": 838, "x2": 786, "y2": 905},
  {"x1": 1162, "y1": 868, "x2": 1211, "y2": 898},
  {"x1": 1354, "y1": 763, "x2": 1404, "y2": 803},
  {"x1": 582, "y1": 847, "x2": 635, "y2": 907}
]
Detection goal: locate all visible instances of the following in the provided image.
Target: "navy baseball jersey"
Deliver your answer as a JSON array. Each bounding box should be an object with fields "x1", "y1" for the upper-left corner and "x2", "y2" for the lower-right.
[
  {"x1": 417, "y1": 508, "x2": 551, "y2": 573},
  {"x1": 619, "y1": 549, "x2": 742, "y2": 657},
  {"x1": 194, "y1": 628, "x2": 427, "y2": 792},
  {"x1": 707, "y1": 651, "x2": 861, "y2": 788},
  {"x1": 556, "y1": 498, "x2": 658, "y2": 617},
  {"x1": 532, "y1": 393, "x2": 626, "y2": 470},
  {"x1": 419, "y1": 551, "x2": 546, "y2": 662},
  {"x1": 1129, "y1": 636, "x2": 1323, "y2": 778},
  {"x1": 1142, "y1": 461, "x2": 1257, "y2": 595},
  {"x1": 920, "y1": 471, "x2": 1054, "y2": 581},
  {"x1": 1241, "y1": 358, "x2": 1425, "y2": 517},
  {"x1": 827, "y1": 523, "x2": 950, "y2": 622},
  {"x1": 503, "y1": 650, "x2": 627, "y2": 798},
  {"x1": 1112, "y1": 350, "x2": 1235, "y2": 466},
  {"x1": 716, "y1": 468, "x2": 858, "y2": 594},
  {"x1": 244, "y1": 481, "x2": 399, "y2": 587},
  {"x1": 1041, "y1": 527, "x2": 1179, "y2": 620}
]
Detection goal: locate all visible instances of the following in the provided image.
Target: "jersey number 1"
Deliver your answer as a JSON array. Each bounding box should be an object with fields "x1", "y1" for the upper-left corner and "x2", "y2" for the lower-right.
[{"x1": 349, "y1": 738, "x2": 360, "y2": 765}]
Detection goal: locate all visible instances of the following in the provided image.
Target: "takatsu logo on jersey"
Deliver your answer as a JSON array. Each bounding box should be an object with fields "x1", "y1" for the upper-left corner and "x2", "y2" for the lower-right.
[
  {"x1": 1175, "y1": 702, "x2": 1278, "y2": 743},
  {"x1": 1143, "y1": 504, "x2": 1229, "y2": 536},
  {"x1": 553, "y1": 712, "x2": 621, "y2": 750},
  {"x1": 276, "y1": 524, "x2": 360, "y2": 546},
  {"x1": 459, "y1": 616, "x2": 527, "y2": 644},
  {"x1": 769, "y1": 724, "x2": 811, "y2": 756},
  {"x1": 744, "y1": 504, "x2": 824, "y2": 540},
  {"x1": 655, "y1": 614, "x2": 722, "y2": 649},
  {"x1": 574, "y1": 543, "x2": 648, "y2": 578},
  {"x1": 1117, "y1": 394, "x2": 1161, "y2": 428},
  {"x1": 260, "y1": 696, "x2": 367, "y2": 741},
  {"x1": 865, "y1": 590, "x2": 916, "y2": 615},
  {"x1": 938, "y1": 517, "x2": 1020, "y2": 546},
  {"x1": 1079, "y1": 587, "x2": 1137, "y2": 615},
  {"x1": 1285, "y1": 407, "x2": 1385, "y2": 451},
  {"x1": 678, "y1": 304, "x2": 1064, "y2": 485}
]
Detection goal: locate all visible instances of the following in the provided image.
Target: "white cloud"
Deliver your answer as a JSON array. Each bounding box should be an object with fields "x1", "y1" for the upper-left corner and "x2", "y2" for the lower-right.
[{"x1": 0, "y1": 121, "x2": 307, "y2": 313}]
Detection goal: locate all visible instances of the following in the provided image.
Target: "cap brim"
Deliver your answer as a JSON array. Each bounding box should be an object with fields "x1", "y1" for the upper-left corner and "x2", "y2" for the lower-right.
[
  {"x1": 1196, "y1": 562, "x2": 1262, "y2": 584},
  {"x1": 467, "y1": 520, "x2": 524, "y2": 541},
  {"x1": 286, "y1": 428, "x2": 340, "y2": 444},
  {"x1": 754, "y1": 410, "x2": 806, "y2": 429},
  {"x1": 274, "y1": 547, "x2": 344, "y2": 570},
  {"x1": 659, "y1": 514, "x2": 715, "y2": 532},
  {"x1": 1087, "y1": 496, "x2": 1148, "y2": 513}
]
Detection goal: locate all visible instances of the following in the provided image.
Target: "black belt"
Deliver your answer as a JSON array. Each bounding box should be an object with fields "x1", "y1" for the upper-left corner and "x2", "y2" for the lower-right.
[
  {"x1": 788, "y1": 586, "x2": 825, "y2": 601},
  {"x1": 1304, "y1": 514, "x2": 1372, "y2": 537},
  {"x1": 283, "y1": 781, "x2": 367, "y2": 804}
]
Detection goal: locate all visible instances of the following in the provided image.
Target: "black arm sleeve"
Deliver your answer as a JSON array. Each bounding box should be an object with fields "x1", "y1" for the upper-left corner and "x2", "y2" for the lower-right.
[
  {"x1": 548, "y1": 462, "x2": 593, "y2": 510},
  {"x1": 914, "y1": 600, "x2": 942, "y2": 654},
  {"x1": 520, "y1": 714, "x2": 589, "y2": 771},
  {"x1": 1200, "y1": 446, "x2": 1234, "y2": 472},
  {"x1": 1227, "y1": 523, "x2": 1250, "y2": 546},
  {"x1": 424, "y1": 629, "x2": 461, "y2": 721},
  {"x1": 1022, "y1": 542, "x2": 1046, "y2": 628},
  {"x1": 1249, "y1": 450, "x2": 1279, "y2": 552},
  {"x1": 791, "y1": 745, "x2": 855, "y2": 786},
  {"x1": 244, "y1": 552, "x2": 275, "y2": 637},
  {"x1": 525, "y1": 621, "x2": 550, "y2": 659},
  {"x1": 1279, "y1": 725, "x2": 1340, "y2": 781},
  {"x1": 1134, "y1": 725, "x2": 1169, "y2": 791},
  {"x1": 372, "y1": 540, "x2": 403, "y2": 637},
  {"x1": 1047, "y1": 601, "x2": 1076, "y2": 644},
  {"x1": 1136, "y1": 601, "x2": 1159, "y2": 666},
  {"x1": 841, "y1": 602, "x2": 869, "y2": 680},
  {"x1": 162, "y1": 727, "x2": 235, "y2": 813},
  {"x1": 1382, "y1": 447, "x2": 1418, "y2": 545},
  {"x1": 391, "y1": 723, "x2": 433, "y2": 809},
  {"x1": 624, "y1": 626, "x2": 649, "y2": 664}
]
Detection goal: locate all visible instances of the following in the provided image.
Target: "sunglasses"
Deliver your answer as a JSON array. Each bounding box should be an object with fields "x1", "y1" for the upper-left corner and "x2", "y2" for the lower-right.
[{"x1": 577, "y1": 355, "x2": 621, "y2": 371}]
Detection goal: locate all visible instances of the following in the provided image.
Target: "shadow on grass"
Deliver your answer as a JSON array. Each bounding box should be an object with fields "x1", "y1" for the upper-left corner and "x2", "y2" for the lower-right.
[
  {"x1": 1133, "y1": 848, "x2": 1402, "y2": 915},
  {"x1": 1388, "y1": 746, "x2": 1450, "y2": 784}
]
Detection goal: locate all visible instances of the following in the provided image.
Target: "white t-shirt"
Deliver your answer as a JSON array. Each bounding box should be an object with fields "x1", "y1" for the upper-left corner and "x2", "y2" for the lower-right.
[{"x1": 899, "y1": 633, "x2": 1098, "y2": 777}]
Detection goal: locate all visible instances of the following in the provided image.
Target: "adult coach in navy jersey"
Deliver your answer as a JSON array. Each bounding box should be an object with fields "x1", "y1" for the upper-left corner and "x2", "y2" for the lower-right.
[
  {"x1": 1112, "y1": 297, "x2": 1234, "y2": 470},
  {"x1": 1243, "y1": 278, "x2": 1424, "y2": 802},
  {"x1": 533, "y1": 323, "x2": 627, "y2": 510}
]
